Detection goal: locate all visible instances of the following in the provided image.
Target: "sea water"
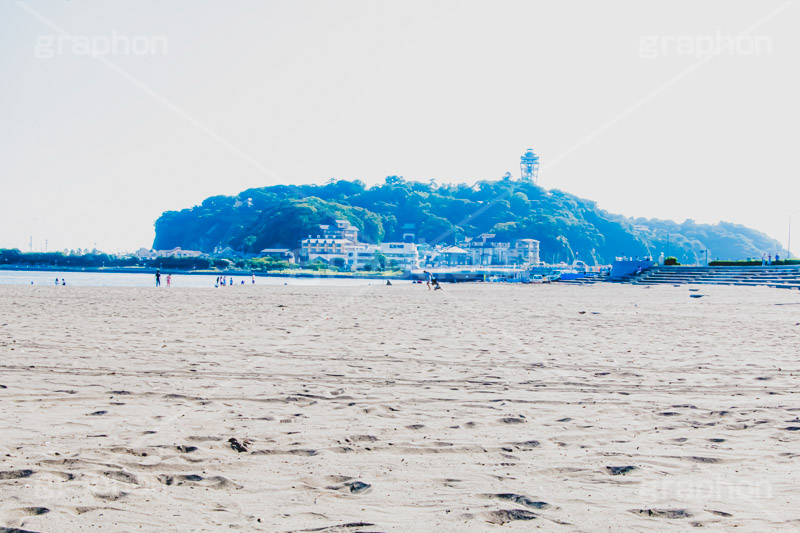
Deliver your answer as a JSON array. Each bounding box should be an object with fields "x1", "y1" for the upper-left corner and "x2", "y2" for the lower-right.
[{"x1": 0, "y1": 270, "x2": 395, "y2": 288}]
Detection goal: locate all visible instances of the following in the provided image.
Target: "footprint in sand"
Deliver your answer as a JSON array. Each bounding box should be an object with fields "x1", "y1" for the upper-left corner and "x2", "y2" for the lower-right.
[
  {"x1": 325, "y1": 480, "x2": 372, "y2": 495},
  {"x1": 157, "y1": 474, "x2": 240, "y2": 489},
  {"x1": 102, "y1": 470, "x2": 139, "y2": 485},
  {"x1": 0, "y1": 469, "x2": 34, "y2": 480},
  {"x1": 484, "y1": 509, "x2": 538, "y2": 524},
  {"x1": 14, "y1": 507, "x2": 50, "y2": 516},
  {"x1": 508, "y1": 440, "x2": 540, "y2": 451},
  {"x1": 491, "y1": 493, "x2": 549, "y2": 509},
  {"x1": 93, "y1": 491, "x2": 128, "y2": 502},
  {"x1": 630, "y1": 508, "x2": 691, "y2": 519},
  {"x1": 606, "y1": 466, "x2": 637, "y2": 476}
]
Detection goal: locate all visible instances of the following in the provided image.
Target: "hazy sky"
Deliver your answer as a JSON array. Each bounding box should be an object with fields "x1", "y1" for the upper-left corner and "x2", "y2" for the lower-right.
[{"x1": 1, "y1": 0, "x2": 798, "y2": 254}]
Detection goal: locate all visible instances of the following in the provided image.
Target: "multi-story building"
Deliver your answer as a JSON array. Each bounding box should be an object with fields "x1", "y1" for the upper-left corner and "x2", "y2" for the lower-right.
[
  {"x1": 299, "y1": 220, "x2": 361, "y2": 266},
  {"x1": 508, "y1": 239, "x2": 540, "y2": 266},
  {"x1": 346, "y1": 243, "x2": 379, "y2": 270},
  {"x1": 464, "y1": 233, "x2": 510, "y2": 266},
  {"x1": 300, "y1": 237, "x2": 356, "y2": 266},
  {"x1": 379, "y1": 242, "x2": 420, "y2": 270}
]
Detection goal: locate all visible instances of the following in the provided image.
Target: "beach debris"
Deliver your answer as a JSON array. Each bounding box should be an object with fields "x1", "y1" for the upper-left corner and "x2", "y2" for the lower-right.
[
  {"x1": 606, "y1": 465, "x2": 637, "y2": 476},
  {"x1": 228, "y1": 438, "x2": 249, "y2": 453},
  {"x1": 176, "y1": 445, "x2": 198, "y2": 453},
  {"x1": 689, "y1": 294, "x2": 705, "y2": 298},
  {"x1": 88, "y1": 410, "x2": 108, "y2": 416},
  {"x1": 784, "y1": 426, "x2": 800, "y2": 431}
]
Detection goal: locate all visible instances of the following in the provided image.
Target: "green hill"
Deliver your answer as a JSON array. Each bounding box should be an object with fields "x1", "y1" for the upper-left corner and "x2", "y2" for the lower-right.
[{"x1": 153, "y1": 177, "x2": 783, "y2": 265}]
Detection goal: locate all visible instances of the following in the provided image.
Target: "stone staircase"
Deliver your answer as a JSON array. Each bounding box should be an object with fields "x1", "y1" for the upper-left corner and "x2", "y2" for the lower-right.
[{"x1": 623, "y1": 265, "x2": 800, "y2": 289}]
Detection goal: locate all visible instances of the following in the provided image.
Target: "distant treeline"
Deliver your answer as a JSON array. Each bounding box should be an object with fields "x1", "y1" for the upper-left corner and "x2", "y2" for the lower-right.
[{"x1": 0, "y1": 249, "x2": 298, "y2": 272}]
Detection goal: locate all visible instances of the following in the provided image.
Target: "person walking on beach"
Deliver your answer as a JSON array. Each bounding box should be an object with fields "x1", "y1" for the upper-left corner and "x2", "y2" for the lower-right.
[
  {"x1": 55, "y1": 278, "x2": 59, "y2": 286},
  {"x1": 762, "y1": 253, "x2": 766, "y2": 266},
  {"x1": 166, "y1": 274, "x2": 172, "y2": 288},
  {"x1": 423, "y1": 270, "x2": 432, "y2": 290},
  {"x1": 252, "y1": 273, "x2": 256, "y2": 284},
  {"x1": 155, "y1": 269, "x2": 161, "y2": 287}
]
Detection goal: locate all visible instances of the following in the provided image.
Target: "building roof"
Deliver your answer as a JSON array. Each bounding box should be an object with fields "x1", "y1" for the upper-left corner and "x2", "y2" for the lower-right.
[{"x1": 441, "y1": 246, "x2": 469, "y2": 254}]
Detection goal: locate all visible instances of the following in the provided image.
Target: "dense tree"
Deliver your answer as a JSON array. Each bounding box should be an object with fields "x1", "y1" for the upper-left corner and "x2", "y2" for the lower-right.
[{"x1": 152, "y1": 178, "x2": 784, "y2": 265}]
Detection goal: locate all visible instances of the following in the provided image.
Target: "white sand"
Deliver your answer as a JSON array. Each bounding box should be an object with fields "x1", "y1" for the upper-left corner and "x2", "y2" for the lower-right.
[{"x1": 1, "y1": 282, "x2": 799, "y2": 532}]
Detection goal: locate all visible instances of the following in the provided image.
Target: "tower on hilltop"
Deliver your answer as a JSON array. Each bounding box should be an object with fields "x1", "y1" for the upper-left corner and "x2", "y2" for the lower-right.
[{"x1": 520, "y1": 148, "x2": 540, "y2": 183}]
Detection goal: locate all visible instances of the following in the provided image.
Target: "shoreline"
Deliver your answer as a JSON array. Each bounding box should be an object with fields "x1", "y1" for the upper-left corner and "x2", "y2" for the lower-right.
[{"x1": 0, "y1": 265, "x2": 409, "y2": 281}]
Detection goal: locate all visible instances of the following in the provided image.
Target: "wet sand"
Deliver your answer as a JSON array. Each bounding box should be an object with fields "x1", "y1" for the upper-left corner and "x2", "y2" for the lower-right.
[{"x1": 1, "y1": 282, "x2": 799, "y2": 531}]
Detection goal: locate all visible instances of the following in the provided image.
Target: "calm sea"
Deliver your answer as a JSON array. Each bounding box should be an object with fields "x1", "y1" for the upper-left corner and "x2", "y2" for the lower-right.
[{"x1": 0, "y1": 270, "x2": 397, "y2": 288}]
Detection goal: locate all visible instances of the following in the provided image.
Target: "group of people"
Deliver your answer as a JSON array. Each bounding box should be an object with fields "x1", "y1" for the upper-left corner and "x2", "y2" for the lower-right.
[
  {"x1": 54, "y1": 277, "x2": 66, "y2": 286},
  {"x1": 215, "y1": 273, "x2": 256, "y2": 288},
  {"x1": 762, "y1": 253, "x2": 780, "y2": 266},
  {"x1": 154, "y1": 269, "x2": 171, "y2": 287}
]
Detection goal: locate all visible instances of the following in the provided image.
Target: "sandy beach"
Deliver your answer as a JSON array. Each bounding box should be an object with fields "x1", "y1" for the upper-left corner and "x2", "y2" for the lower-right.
[{"x1": 1, "y1": 282, "x2": 799, "y2": 532}]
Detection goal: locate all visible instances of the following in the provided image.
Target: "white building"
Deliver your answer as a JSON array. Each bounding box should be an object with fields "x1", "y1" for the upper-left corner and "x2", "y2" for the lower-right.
[
  {"x1": 508, "y1": 239, "x2": 540, "y2": 266},
  {"x1": 379, "y1": 242, "x2": 420, "y2": 270},
  {"x1": 464, "y1": 234, "x2": 510, "y2": 266},
  {"x1": 135, "y1": 247, "x2": 203, "y2": 259},
  {"x1": 346, "y1": 243, "x2": 379, "y2": 270},
  {"x1": 300, "y1": 237, "x2": 356, "y2": 267}
]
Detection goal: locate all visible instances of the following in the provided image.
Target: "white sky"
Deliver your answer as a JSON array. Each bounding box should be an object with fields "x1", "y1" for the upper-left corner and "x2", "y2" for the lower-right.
[{"x1": 1, "y1": 0, "x2": 798, "y2": 255}]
